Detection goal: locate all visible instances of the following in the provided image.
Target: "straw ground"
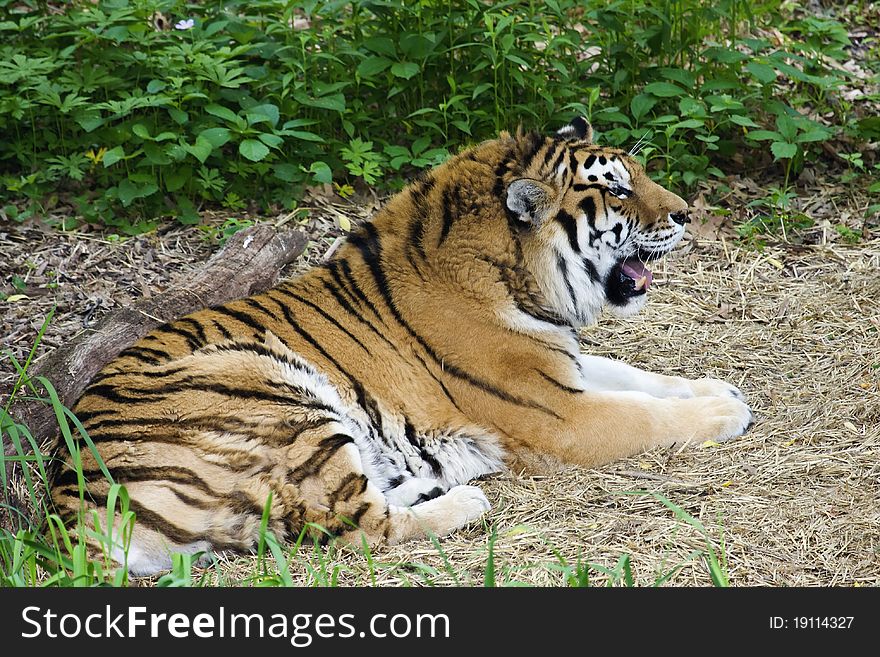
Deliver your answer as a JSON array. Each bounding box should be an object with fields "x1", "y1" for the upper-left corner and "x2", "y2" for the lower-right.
[{"x1": 1, "y1": 206, "x2": 878, "y2": 586}]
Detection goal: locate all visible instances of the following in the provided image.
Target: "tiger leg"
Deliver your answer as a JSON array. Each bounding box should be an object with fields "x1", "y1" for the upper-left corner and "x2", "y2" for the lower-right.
[
  {"x1": 578, "y1": 354, "x2": 747, "y2": 401},
  {"x1": 296, "y1": 439, "x2": 488, "y2": 545},
  {"x1": 531, "y1": 389, "x2": 753, "y2": 468},
  {"x1": 384, "y1": 477, "x2": 448, "y2": 506}
]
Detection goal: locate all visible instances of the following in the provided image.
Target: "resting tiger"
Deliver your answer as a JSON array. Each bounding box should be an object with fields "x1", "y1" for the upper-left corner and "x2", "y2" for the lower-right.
[{"x1": 52, "y1": 118, "x2": 752, "y2": 575}]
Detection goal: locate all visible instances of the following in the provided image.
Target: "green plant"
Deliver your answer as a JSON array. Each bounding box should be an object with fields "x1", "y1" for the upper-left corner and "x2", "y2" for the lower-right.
[{"x1": 0, "y1": 0, "x2": 866, "y2": 235}]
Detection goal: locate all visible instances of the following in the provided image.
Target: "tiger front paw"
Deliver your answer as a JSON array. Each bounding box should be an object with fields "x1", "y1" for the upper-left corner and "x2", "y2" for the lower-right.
[
  {"x1": 689, "y1": 377, "x2": 747, "y2": 403},
  {"x1": 686, "y1": 394, "x2": 753, "y2": 443}
]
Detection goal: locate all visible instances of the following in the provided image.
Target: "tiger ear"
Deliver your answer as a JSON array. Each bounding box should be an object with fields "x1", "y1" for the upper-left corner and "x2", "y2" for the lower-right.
[
  {"x1": 556, "y1": 116, "x2": 593, "y2": 143},
  {"x1": 506, "y1": 178, "x2": 557, "y2": 225}
]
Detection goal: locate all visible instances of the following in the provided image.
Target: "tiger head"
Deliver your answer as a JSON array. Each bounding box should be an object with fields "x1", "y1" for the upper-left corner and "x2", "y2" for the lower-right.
[{"x1": 503, "y1": 117, "x2": 689, "y2": 326}]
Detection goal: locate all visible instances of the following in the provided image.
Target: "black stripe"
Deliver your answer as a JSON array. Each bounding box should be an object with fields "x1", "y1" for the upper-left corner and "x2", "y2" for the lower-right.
[
  {"x1": 415, "y1": 487, "x2": 444, "y2": 504},
  {"x1": 339, "y1": 259, "x2": 385, "y2": 322},
  {"x1": 349, "y1": 223, "x2": 562, "y2": 419},
  {"x1": 156, "y1": 322, "x2": 201, "y2": 350},
  {"x1": 404, "y1": 419, "x2": 442, "y2": 476},
  {"x1": 582, "y1": 257, "x2": 600, "y2": 282},
  {"x1": 84, "y1": 490, "x2": 235, "y2": 549},
  {"x1": 520, "y1": 132, "x2": 545, "y2": 171},
  {"x1": 178, "y1": 317, "x2": 208, "y2": 346},
  {"x1": 407, "y1": 215, "x2": 427, "y2": 271},
  {"x1": 320, "y1": 279, "x2": 400, "y2": 354},
  {"x1": 118, "y1": 345, "x2": 170, "y2": 364},
  {"x1": 144, "y1": 376, "x2": 334, "y2": 410},
  {"x1": 411, "y1": 351, "x2": 465, "y2": 414},
  {"x1": 548, "y1": 146, "x2": 567, "y2": 175},
  {"x1": 79, "y1": 415, "x2": 257, "y2": 434},
  {"x1": 289, "y1": 433, "x2": 354, "y2": 481},
  {"x1": 210, "y1": 305, "x2": 268, "y2": 334},
  {"x1": 271, "y1": 287, "x2": 370, "y2": 353},
  {"x1": 535, "y1": 368, "x2": 585, "y2": 394},
  {"x1": 325, "y1": 261, "x2": 363, "y2": 311},
  {"x1": 580, "y1": 195, "x2": 597, "y2": 229},
  {"x1": 212, "y1": 319, "x2": 233, "y2": 341},
  {"x1": 80, "y1": 384, "x2": 166, "y2": 405},
  {"x1": 583, "y1": 154, "x2": 597, "y2": 170},
  {"x1": 329, "y1": 473, "x2": 359, "y2": 505},
  {"x1": 437, "y1": 184, "x2": 457, "y2": 247},
  {"x1": 206, "y1": 339, "x2": 312, "y2": 372},
  {"x1": 541, "y1": 142, "x2": 561, "y2": 168},
  {"x1": 556, "y1": 209, "x2": 580, "y2": 253},
  {"x1": 274, "y1": 303, "x2": 361, "y2": 388},
  {"x1": 568, "y1": 149, "x2": 579, "y2": 178},
  {"x1": 557, "y1": 253, "x2": 578, "y2": 311},
  {"x1": 245, "y1": 297, "x2": 282, "y2": 321},
  {"x1": 136, "y1": 365, "x2": 189, "y2": 379},
  {"x1": 348, "y1": 502, "x2": 371, "y2": 527}
]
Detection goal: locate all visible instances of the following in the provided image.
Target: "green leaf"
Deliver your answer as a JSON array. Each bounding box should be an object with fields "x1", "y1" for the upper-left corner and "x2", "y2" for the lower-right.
[
  {"x1": 770, "y1": 141, "x2": 798, "y2": 160},
  {"x1": 257, "y1": 133, "x2": 283, "y2": 149},
  {"x1": 399, "y1": 34, "x2": 434, "y2": 59},
  {"x1": 630, "y1": 94, "x2": 656, "y2": 122},
  {"x1": 671, "y1": 118, "x2": 704, "y2": 129},
  {"x1": 293, "y1": 91, "x2": 346, "y2": 113},
  {"x1": 796, "y1": 129, "x2": 831, "y2": 143},
  {"x1": 168, "y1": 108, "x2": 189, "y2": 125},
  {"x1": 678, "y1": 97, "x2": 705, "y2": 117},
  {"x1": 132, "y1": 123, "x2": 152, "y2": 140},
  {"x1": 245, "y1": 103, "x2": 280, "y2": 128},
  {"x1": 391, "y1": 62, "x2": 420, "y2": 79},
  {"x1": 204, "y1": 104, "x2": 239, "y2": 124},
  {"x1": 76, "y1": 113, "x2": 104, "y2": 133},
  {"x1": 745, "y1": 62, "x2": 776, "y2": 84},
  {"x1": 309, "y1": 161, "x2": 332, "y2": 184},
  {"x1": 199, "y1": 128, "x2": 231, "y2": 148},
  {"x1": 281, "y1": 130, "x2": 325, "y2": 143},
  {"x1": 142, "y1": 142, "x2": 171, "y2": 165},
  {"x1": 868, "y1": 181, "x2": 880, "y2": 194},
  {"x1": 775, "y1": 113, "x2": 798, "y2": 142},
  {"x1": 747, "y1": 130, "x2": 783, "y2": 141},
  {"x1": 174, "y1": 196, "x2": 200, "y2": 225},
  {"x1": 659, "y1": 67, "x2": 695, "y2": 88},
  {"x1": 472, "y1": 83, "x2": 493, "y2": 99},
  {"x1": 729, "y1": 114, "x2": 760, "y2": 128},
  {"x1": 184, "y1": 137, "x2": 213, "y2": 163},
  {"x1": 102, "y1": 146, "x2": 125, "y2": 167},
  {"x1": 281, "y1": 119, "x2": 320, "y2": 129},
  {"x1": 357, "y1": 56, "x2": 393, "y2": 78},
  {"x1": 363, "y1": 36, "x2": 396, "y2": 57},
  {"x1": 117, "y1": 179, "x2": 157, "y2": 207},
  {"x1": 451, "y1": 119, "x2": 471, "y2": 135},
  {"x1": 644, "y1": 82, "x2": 685, "y2": 98},
  {"x1": 274, "y1": 163, "x2": 300, "y2": 183},
  {"x1": 165, "y1": 166, "x2": 192, "y2": 193},
  {"x1": 146, "y1": 79, "x2": 166, "y2": 94},
  {"x1": 239, "y1": 139, "x2": 270, "y2": 162}
]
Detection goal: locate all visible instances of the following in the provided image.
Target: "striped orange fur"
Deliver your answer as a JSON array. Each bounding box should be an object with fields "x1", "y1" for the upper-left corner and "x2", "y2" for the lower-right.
[{"x1": 52, "y1": 119, "x2": 751, "y2": 574}]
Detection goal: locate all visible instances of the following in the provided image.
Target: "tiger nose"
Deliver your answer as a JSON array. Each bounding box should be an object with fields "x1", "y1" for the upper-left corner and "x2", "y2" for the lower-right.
[{"x1": 670, "y1": 210, "x2": 690, "y2": 226}]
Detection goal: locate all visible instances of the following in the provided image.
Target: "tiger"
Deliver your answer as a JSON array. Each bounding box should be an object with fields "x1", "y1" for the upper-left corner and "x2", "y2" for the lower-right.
[{"x1": 51, "y1": 117, "x2": 752, "y2": 575}]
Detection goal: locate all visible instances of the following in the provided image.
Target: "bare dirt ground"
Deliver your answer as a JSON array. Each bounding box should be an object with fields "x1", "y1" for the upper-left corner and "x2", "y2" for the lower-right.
[{"x1": 1, "y1": 187, "x2": 878, "y2": 586}]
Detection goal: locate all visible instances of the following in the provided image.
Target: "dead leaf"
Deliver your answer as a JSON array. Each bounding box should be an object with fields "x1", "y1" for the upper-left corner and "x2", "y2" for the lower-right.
[{"x1": 704, "y1": 302, "x2": 734, "y2": 323}]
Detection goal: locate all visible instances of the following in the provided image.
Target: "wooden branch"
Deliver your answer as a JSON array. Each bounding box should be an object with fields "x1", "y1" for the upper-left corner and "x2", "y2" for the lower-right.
[{"x1": 2, "y1": 225, "x2": 308, "y2": 529}]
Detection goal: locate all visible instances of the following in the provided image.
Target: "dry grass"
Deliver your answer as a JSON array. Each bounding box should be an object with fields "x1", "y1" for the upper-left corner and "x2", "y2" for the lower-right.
[{"x1": 2, "y1": 207, "x2": 878, "y2": 586}]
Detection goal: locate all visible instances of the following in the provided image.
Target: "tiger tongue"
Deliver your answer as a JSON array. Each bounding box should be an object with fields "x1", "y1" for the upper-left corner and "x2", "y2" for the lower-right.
[{"x1": 621, "y1": 258, "x2": 653, "y2": 291}]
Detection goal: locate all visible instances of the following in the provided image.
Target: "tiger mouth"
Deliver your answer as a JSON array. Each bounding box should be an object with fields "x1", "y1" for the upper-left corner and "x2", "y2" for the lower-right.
[{"x1": 607, "y1": 251, "x2": 659, "y2": 302}]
